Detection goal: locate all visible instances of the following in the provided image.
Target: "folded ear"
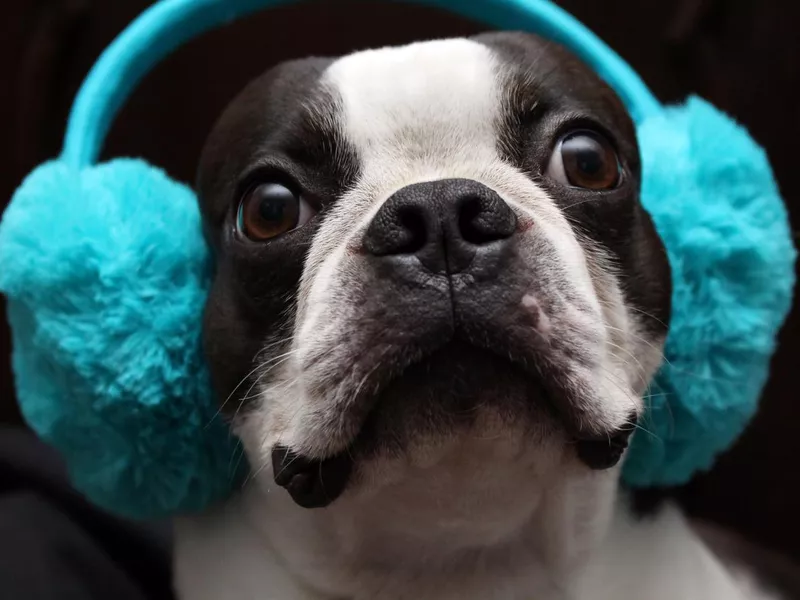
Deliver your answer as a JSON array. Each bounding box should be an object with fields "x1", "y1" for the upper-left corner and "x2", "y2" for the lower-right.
[
  {"x1": 0, "y1": 159, "x2": 242, "y2": 519},
  {"x1": 623, "y1": 97, "x2": 797, "y2": 487}
]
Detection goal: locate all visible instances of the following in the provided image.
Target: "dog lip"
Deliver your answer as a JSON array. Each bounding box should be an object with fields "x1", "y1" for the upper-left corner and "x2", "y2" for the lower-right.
[
  {"x1": 271, "y1": 445, "x2": 353, "y2": 509},
  {"x1": 574, "y1": 415, "x2": 638, "y2": 470},
  {"x1": 344, "y1": 337, "x2": 570, "y2": 449}
]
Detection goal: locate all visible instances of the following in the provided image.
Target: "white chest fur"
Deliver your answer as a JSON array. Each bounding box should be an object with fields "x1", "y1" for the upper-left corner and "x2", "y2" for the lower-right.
[{"x1": 173, "y1": 485, "x2": 774, "y2": 600}]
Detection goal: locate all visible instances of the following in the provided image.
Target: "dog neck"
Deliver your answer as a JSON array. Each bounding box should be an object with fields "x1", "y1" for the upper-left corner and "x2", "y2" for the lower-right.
[
  {"x1": 174, "y1": 480, "x2": 765, "y2": 600},
  {"x1": 174, "y1": 458, "x2": 621, "y2": 600}
]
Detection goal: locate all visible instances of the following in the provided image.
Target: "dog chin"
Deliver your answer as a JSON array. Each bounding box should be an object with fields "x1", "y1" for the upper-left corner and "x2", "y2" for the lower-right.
[{"x1": 268, "y1": 340, "x2": 632, "y2": 510}]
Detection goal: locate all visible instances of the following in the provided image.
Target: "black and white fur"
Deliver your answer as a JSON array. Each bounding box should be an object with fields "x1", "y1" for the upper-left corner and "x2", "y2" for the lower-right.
[{"x1": 179, "y1": 33, "x2": 780, "y2": 600}]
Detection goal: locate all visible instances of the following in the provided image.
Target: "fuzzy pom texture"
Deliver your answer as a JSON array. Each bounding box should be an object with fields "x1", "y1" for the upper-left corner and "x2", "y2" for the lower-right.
[
  {"x1": 0, "y1": 98, "x2": 795, "y2": 518},
  {"x1": 623, "y1": 97, "x2": 796, "y2": 486},
  {"x1": 0, "y1": 159, "x2": 243, "y2": 519}
]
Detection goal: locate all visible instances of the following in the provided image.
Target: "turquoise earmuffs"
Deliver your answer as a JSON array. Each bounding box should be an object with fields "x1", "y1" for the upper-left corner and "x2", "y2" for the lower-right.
[{"x1": 0, "y1": 0, "x2": 795, "y2": 520}]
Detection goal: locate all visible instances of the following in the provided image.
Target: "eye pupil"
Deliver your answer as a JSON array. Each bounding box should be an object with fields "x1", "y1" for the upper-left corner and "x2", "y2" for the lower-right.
[
  {"x1": 238, "y1": 183, "x2": 301, "y2": 241},
  {"x1": 575, "y1": 146, "x2": 603, "y2": 176},
  {"x1": 560, "y1": 131, "x2": 620, "y2": 190},
  {"x1": 259, "y1": 189, "x2": 292, "y2": 221}
]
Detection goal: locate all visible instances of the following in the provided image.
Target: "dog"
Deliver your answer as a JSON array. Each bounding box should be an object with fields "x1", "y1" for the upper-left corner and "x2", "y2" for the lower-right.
[{"x1": 175, "y1": 32, "x2": 781, "y2": 600}]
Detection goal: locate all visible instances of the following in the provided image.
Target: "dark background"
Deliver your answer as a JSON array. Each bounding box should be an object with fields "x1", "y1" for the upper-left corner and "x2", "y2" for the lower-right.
[{"x1": 1, "y1": 0, "x2": 798, "y2": 567}]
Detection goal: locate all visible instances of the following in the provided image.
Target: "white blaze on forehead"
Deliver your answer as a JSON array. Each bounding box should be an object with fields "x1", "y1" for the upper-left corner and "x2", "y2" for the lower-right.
[{"x1": 321, "y1": 38, "x2": 502, "y2": 177}]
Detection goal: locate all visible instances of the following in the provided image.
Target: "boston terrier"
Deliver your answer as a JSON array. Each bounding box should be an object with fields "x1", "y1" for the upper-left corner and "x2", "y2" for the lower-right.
[{"x1": 176, "y1": 32, "x2": 781, "y2": 600}]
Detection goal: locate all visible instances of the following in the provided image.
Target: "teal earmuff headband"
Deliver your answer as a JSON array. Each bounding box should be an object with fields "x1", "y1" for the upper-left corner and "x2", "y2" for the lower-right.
[
  {"x1": 64, "y1": 0, "x2": 662, "y2": 168},
  {"x1": 0, "y1": 0, "x2": 795, "y2": 519}
]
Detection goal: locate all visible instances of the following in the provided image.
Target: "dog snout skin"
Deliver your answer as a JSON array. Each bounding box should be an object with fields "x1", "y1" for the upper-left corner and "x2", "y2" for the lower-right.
[{"x1": 363, "y1": 178, "x2": 518, "y2": 275}]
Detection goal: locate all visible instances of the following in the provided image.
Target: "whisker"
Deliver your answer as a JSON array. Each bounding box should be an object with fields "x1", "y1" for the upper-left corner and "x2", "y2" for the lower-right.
[
  {"x1": 601, "y1": 322, "x2": 665, "y2": 357},
  {"x1": 205, "y1": 339, "x2": 299, "y2": 428},
  {"x1": 231, "y1": 354, "x2": 297, "y2": 422},
  {"x1": 595, "y1": 297, "x2": 669, "y2": 330},
  {"x1": 229, "y1": 439, "x2": 248, "y2": 482},
  {"x1": 603, "y1": 339, "x2": 650, "y2": 392},
  {"x1": 205, "y1": 361, "x2": 266, "y2": 429},
  {"x1": 561, "y1": 196, "x2": 605, "y2": 212},
  {"x1": 598, "y1": 310, "x2": 735, "y2": 390}
]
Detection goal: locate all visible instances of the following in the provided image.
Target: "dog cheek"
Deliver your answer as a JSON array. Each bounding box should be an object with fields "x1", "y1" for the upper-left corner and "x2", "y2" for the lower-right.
[
  {"x1": 202, "y1": 246, "x2": 305, "y2": 416},
  {"x1": 202, "y1": 282, "x2": 270, "y2": 412}
]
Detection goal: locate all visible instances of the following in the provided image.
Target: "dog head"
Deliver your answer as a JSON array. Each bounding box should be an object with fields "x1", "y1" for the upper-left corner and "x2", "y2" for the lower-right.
[{"x1": 198, "y1": 33, "x2": 670, "y2": 530}]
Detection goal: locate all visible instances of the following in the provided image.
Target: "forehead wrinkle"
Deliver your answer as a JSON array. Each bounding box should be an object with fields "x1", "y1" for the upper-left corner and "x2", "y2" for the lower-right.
[{"x1": 297, "y1": 95, "x2": 357, "y2": 172}]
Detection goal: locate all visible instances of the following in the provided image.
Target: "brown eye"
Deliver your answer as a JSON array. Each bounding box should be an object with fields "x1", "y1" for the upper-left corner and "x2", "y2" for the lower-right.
[
  {"x1": 547, "y1": 130, "x2": 620, "y2": 190},
  {"x1": 236, "y1": 183, "x2": 314, "y2": 241}
]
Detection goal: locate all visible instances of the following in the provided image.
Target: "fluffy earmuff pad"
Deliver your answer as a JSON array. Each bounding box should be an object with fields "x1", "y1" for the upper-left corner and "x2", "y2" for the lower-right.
[
  {"x1": 0, "y1": 98, "x2": 795, "y2": 518},
  {"x1": 623, "y1": 96, "x2": 796, "y2": 487},
  {"x1": 0, "y1": 159, "x2": 241, "y2": 518}
]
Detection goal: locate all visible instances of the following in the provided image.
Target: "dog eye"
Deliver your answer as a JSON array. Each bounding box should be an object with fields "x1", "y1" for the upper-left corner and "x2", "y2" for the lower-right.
[
  {"x1": 236, "y1": 183, "x2": 314, "y2": 241},
  {"x1": 546, "y1": 130, "x2": 620, "y2": 190}
]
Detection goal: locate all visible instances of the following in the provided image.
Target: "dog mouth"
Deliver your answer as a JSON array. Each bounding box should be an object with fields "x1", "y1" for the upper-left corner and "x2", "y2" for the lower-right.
[
  {"x1": 271, "y1": 340, "x2": 636, "y2": 509},
  {"x1": 272, "y1": 341, "x2": 528, "y2": 509}
]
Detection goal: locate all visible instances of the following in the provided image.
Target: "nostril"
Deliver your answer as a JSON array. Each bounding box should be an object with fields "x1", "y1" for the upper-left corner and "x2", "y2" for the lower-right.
[
  {"x1": 458, "y1": 194, "x2": 517, "y2": 245},
  {"x1": 459, "y1": 196, "x2": 488, "y2": 245},
  {"x1": 396, "y1": 205, "x2": 428, "y2": 254}
]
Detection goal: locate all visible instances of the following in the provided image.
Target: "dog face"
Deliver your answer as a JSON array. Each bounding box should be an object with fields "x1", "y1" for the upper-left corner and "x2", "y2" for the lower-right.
[{"x1": 198, "y1": 33, "x2": 671, "y2": 516}]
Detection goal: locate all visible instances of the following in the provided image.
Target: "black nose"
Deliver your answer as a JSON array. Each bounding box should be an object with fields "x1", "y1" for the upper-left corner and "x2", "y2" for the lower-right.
[{"x1": 363, "y1": 179, "x2": 517, "y2": 273}]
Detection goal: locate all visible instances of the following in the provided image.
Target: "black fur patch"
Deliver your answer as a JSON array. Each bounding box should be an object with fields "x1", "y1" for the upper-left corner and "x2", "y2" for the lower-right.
[
  {"x1": 476, "y1": 32, "x2": 671, "y2": 337},
  {"x1": 196, "y1": 57, "x2": 360, "y2": 414}
]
